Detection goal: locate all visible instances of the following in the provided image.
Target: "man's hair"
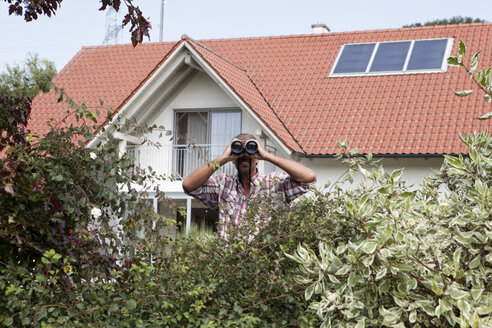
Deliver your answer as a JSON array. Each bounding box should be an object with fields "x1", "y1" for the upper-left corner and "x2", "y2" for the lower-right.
[{"x1": 232, "y1": 133, "x2": 257, "y2": 143}]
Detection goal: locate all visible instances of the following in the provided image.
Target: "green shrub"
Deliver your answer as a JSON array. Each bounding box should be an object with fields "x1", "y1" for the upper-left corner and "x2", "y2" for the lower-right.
[{"x1": 287, "y1": 132, "x2": 492, "y2": 327}]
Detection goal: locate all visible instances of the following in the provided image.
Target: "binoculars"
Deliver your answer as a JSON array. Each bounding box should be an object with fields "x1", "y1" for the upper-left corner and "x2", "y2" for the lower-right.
[{"x1": 231, "y1": 140, "x2": 258, "y2": 154}]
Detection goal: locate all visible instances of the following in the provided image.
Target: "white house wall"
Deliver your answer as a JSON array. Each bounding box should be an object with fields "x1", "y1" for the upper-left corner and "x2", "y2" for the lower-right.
[
  {"x1": 135, "y1": 70, "x2": 280, "y2": 192},
  {"x1": 297, "y1": 156, "x2": 443, "y2": 190}
]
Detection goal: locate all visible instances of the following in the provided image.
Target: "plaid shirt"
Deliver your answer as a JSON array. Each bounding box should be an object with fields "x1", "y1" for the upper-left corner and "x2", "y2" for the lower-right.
[{"x1": 186, "y1": 171, "x2": 312, "y2": 239}]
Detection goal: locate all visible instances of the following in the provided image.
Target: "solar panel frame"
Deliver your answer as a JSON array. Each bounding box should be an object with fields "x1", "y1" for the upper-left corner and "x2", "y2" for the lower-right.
[{"x1": 330, "y1": 37, "x2": 453, "y2": 77}]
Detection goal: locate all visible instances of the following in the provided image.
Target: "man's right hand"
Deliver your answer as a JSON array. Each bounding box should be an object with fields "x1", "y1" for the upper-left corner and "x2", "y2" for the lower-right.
[{"x1": 218, "y1": 139, "x2": 241, "y2": 164}]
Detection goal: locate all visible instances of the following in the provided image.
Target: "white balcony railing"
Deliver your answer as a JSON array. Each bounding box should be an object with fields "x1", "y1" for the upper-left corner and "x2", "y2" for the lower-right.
[{"x1": 127, "y1": 144, "x2": 237, "y2": 180}]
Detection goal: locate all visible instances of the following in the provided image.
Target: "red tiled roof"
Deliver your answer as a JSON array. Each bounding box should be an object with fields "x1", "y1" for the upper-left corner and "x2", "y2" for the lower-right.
[
  {"x1": 31, "y1": 23, "x2": 492, "y2": 155},
  {"x1": 30, "y1": 42, "x2": 180, "y2": 136}
]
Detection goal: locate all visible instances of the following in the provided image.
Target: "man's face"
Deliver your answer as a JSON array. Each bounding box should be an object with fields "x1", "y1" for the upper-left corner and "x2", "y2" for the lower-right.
[
  {"x1": 233, "y1": 153, "x2": 259, "y2": 176},
  {"x1": 231, "y1": 138, "x2": 259, "y2": 177}
]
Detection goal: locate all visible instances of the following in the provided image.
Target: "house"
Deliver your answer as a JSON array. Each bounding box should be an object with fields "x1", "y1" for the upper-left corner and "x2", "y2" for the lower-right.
[{"x1": 30, "y1": 23, "x2": 492, "y2": 233}]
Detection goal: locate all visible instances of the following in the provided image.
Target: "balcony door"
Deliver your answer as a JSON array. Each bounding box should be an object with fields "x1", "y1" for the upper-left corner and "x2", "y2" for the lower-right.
[{"x1": 175, "y1": 110, "x2": 241, "y2": 178}]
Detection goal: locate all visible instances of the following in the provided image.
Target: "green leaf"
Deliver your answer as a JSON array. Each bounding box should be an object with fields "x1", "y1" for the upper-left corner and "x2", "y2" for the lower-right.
[
  {"x1": 36, "y1": 274, "x2": 46, "y2": 282},
  {"x1": 328, "y1": 274, "x2": 340, "y2": 284},
  {"x1": 109, "y1": 303, "x2": 119, "y2": 313},
  {"x1": 379, "y1": 279, "x2": 390, "y2": 293},
  {"x1": 477, "y1": 111, "x2": 492, "y2": 120},
  {"x1": 458, "y1": 40, "x2": 466, "y2": 58},
  {"x1": 361, "y1": 240, "x2": 378, "y2": 254},
  {"x1": 390, "y1": 168, "x2": 404, "y2": 183},
  {"x1": 447, "y1": 56, "x2": 462, "y2": 67},
  {"x1": 409, "y1": 310, "x2": 417, "y2": 323},
  {"x1": 468, "y1": 255, "x2": 481, "y2": 269},
  {"x1": 355, "y1": 319, "x2": 365, "y2": 328},
  {"x1": 449, "y1": 287, "x2": 467, "y2": 300},
  {"x1": 52, "y1": 175, "x2": 64, "y2": 181},
  {"x1": 358, "y1": 165, "x2": 371, "y2": 178},
  {"x1": 445, "y1": 155, "x2": 464, "y2": 169},
  {"x1": 453, "y1": 247, "x2": 461, "y2": 275},
  {"x1": 379, "y1": 224, "x2": 392, "y2": 243},
  {"x1": 453, "y1": 89, "x2": 474, "y2": 97},
  {"x1": 469, "y1": 51, "x2": 480, "y2": 77},
  {"x1": 51, "y1": 253, "x2": 62, "y2": 263},
  {"x1": 470, "y1": 288, "x2": 484, "y2": 300},
  {"x1": 348, "y1": 272, "x2": 357, "y2": 287},
  {"x1": 457, "y1": 299, "x2": 471, "y2": 314},
  {"x1": 305, "y1": 284, "x2": 315, "y2": 300},
  {"x1": 126, "y1": 299, "x2": 137, "y2": 310},
  {"x1": 375, "y1": 267, "x2": 387, "y2": 280},
  {"x1": 469, "y1": 147, "x2": 479, "y2": 164},
  {"x1": 407, "y1": 279, "x2": 417, "y2": 290}
]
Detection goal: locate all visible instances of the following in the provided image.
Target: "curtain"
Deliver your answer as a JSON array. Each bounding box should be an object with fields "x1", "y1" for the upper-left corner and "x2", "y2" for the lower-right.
[{"x1": 210, "y1": 112, "x2": 241, "y2": 173}]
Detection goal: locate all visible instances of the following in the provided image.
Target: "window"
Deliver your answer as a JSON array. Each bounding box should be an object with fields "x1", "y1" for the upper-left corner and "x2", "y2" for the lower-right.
[
  {"x1": 330, "y1": 38, "x2": 452, "y2": 77},
  {"x1": 174, "y1": 110, "x2": 241, "y2": 178}
]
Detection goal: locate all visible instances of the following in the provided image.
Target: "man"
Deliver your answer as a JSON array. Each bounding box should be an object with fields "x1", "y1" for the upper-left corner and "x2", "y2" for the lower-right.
[{"x1": 182, "y1": 133, "x2": 316, "y2": 239}]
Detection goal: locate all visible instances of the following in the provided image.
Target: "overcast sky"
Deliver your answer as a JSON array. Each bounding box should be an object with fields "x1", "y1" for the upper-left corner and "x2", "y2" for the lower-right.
[{"x1": 1, "y1": 0, "x2": 491, "y2": 71}]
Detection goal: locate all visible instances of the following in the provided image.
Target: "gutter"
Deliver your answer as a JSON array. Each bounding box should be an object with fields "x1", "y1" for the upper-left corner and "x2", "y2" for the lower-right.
[{"x1": 292, "y1": 152, "x2": 466, "y2": 159}]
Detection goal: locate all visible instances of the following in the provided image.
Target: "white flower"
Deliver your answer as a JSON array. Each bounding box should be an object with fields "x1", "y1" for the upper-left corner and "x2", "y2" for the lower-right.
[
  {"x1": 89, "y1": 152, "x2": 97, "y2": 160},
  {"x1": 91, "y1": 207, "x2": 102, "y2": 219}
]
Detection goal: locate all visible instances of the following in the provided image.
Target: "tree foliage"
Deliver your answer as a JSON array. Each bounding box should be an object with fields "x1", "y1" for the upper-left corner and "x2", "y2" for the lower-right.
[
  {"x1": 0, "y1": 81, "x2": 171, "y2": 326},
  {"x1": 403, "y1": 16, "x2": 485, "y2": 28},
  {"x1": 4, "y1": 0, "x2": 151, "y2": 46},
  {"x1": 0, "y1": 53, "x2": 56, "y2": 100}
]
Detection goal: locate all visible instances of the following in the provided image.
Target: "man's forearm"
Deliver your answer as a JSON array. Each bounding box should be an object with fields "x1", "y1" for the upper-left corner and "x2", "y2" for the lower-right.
[
  {"x1": 182, "y1": 155, "x2": 230, "y2": 192},
  {"x1": 263, "y1": 152, "x2": 316, "y2": 183}
]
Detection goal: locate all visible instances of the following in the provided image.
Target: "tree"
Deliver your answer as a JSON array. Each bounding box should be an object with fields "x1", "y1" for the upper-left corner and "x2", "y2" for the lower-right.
[
  {"x1": 404, "y1": 16, "x2": 485, "y2": 28},
  {"x1": 4, "y1": 0, "x2": 151, "y2": 46},
  {"x1": 0, "y1": 53, "x2": 57, "y2": 100}
]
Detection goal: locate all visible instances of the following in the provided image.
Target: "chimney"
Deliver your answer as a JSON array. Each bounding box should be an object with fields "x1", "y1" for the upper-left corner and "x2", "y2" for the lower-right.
[{"x1": 311, "y1": 23, "x2": 330, "y2": 34}]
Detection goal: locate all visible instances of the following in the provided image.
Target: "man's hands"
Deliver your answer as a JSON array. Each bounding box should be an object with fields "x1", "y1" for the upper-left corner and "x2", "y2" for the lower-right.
[
  {"x1": 182, "y1": 138, "x2": 315, "y2": 193},
  {"x1": 218, "y1": 139, "x2": 269, "y2": 163},
  {"x1": 250, "y1": 140, "x2": 271, "y2": 161}
]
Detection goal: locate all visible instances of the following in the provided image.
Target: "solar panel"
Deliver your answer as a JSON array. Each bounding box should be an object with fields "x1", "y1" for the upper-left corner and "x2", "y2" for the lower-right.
[
  {"x1": 331, "y1": 38, "x2": 450, "y2": 76},
  {"x1": 333, "y1": 43, "x2": 375, "y2": 74},
  {"x1": 407, "y1": 39, "x2": 448, "y2": 70},
  {"x1": 369, "y1": 41, "x2": 411, "y2": 72}
]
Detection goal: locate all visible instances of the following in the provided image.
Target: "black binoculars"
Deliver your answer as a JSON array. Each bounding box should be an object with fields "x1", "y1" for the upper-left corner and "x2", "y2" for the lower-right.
[{"x1": 231, "y1": 140, "x2": 258, "y2": 154}]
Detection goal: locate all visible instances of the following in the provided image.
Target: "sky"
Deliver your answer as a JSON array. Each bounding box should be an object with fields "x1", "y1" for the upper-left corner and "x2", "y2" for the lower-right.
[{"x1": 1, "y1": 0, "x2": 492, "y2": 72}]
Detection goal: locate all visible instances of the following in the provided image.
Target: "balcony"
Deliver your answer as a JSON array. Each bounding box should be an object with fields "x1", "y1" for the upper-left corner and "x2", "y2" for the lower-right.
[{"x1": 126, "y1": 144, "x2": 237, "y2": 180}]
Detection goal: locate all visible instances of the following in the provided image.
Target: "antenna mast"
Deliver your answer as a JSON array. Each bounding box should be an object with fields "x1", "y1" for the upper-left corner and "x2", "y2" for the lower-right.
[{"x1": 159, "y1": 0, "x2": 166, "y2": 42}]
